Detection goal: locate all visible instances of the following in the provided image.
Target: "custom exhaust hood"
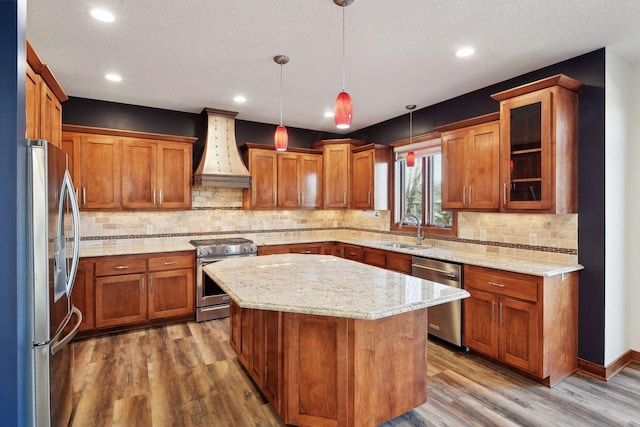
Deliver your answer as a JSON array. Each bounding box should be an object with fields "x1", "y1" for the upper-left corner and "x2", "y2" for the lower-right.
[{"x1": 193, "y1": 108, "x2": 252, "y2": 188}]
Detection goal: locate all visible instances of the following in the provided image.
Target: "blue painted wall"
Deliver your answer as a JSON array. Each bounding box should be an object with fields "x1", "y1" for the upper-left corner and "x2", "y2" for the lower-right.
[{"x1": 0, "y1": 0, "x2": 28, "y2": 425}]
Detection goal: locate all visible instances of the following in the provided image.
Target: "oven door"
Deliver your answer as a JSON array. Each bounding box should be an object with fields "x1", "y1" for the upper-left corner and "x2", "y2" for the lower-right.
[{"x1": 196, "y1": 254, "x2": 255, "y2": 322}]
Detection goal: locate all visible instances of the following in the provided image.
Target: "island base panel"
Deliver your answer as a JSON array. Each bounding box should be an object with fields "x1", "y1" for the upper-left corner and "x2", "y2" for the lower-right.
[{"x1": 230, "y1": 301, "x2": 428, "y2": 427}]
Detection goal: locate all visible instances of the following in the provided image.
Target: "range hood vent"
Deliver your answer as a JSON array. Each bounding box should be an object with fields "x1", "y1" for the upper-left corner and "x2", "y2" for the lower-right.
[{"x1": 193, "y1": 108, "x2": 251, "y2": 188}]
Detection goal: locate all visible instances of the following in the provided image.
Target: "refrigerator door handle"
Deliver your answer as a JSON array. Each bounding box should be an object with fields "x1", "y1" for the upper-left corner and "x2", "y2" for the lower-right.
[
  {"x1": 50, "y1": 306, "x2": 82, "y2": 355},
  {"x1": 59, "y1": 170, "x2": 81, "y2": 297}
]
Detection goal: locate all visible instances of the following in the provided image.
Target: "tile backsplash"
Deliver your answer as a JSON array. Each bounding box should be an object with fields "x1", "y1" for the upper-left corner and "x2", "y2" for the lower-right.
[{"x1": 80, "y1": 188, "x2": 577, "y2": 263}]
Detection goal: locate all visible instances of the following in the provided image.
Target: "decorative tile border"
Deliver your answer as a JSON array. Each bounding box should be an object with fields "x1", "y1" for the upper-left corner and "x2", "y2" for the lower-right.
[{"x1": 81, "y1": 226, "x2": 577, "y2": 255}]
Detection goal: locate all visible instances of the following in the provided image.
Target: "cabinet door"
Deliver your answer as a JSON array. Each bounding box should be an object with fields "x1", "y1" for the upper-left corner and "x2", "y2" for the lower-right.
[
  {"x1": 72, "y1": 259, "x2": 95, "y2": 332},
  {"x1": 467, "y1": 122, "x2": 500, "y2": 209},
  {"x1": 229, "y1": 300, "x2": 241, "y2": 355},
  {"x1": 277, "y1": 153, "x2": 300, "y2": 208},
  {"x1": 60, "y1": 131, "x2": 80, "y2": 191},
  {"x1": 441, "y1": 129, "x2": 467, "y2": 209},
  {"x1": 79, "y1": 134, "x2": 121, "y2": 209},
  {"x1": 363, "y1": 247, "x2": 386, "y2": 268},
  {"x1": 500, "y1": 90, "x2": 552, "y2": 210},
  {"x1": 248, "y1": 150, "x2": 278, "y2": 209},
  {"x1": 498, "y1": 296, "x2": 539, "y2": 375},
  {"x1": 121, "y1": 138, "x2": 157, "y2": 209},
  {"x1": 299, "y1": 154, "x2": 322, "y2": 208},
  {"x1": 323, "y1": 144, "x2": 350, "y2": 208},
  {"x1": 351, "y1": 150, "x2": 374, "y2": 209},
  {"x1": 463, "y1": 288, "x2": 498, "y2": 358},
  {"x1": 26, "y1": 65, "x2": 40, "y2": 140},
  {"x1": 39, "y1": 83, "x2": 63, "y2": 149},
  {"x1": 158, "y1": 141, "x2": 191, "y2": 209},
  {"x1": 342, "y1": 244, "x2": 364, "y2": 263},
  {"x1": 95, "y1": 273, "x2": 147, "y2": 328},
  {"x1": 263, "y1": 310, "x2": 282, "y2": 413},
  {"x1": 148, "y1": 268, "x2": 194, "y2": 319},
  {"x1": 284, "y1": 313, "x2": 348, "y2": 427}
]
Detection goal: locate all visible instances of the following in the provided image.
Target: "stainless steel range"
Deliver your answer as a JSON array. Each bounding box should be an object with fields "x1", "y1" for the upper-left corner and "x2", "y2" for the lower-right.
[{"x1": 190, "y1": 237, "x2": 257, "y2": 322}]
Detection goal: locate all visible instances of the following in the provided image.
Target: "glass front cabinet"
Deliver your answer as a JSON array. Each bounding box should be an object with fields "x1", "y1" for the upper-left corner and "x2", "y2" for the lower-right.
[{"x1": 491, "y1": 75, "x2": 584, "y2": 213}]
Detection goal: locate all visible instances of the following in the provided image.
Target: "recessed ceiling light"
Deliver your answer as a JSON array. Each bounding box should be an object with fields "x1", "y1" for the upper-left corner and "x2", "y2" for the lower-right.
[
  {"x1": 89, "y1": 8, "x2": 116, "y2": 23},
  {"x1": 324, "y1": 111, "x2": 335, "y2": 118},
  {"x1": 456, "y1": 47, "x2": 475, "y2": 58},
  {"x1": 105, "y1": 73, "x2": 122, "y2": 82},
  {"x1": 233, "y1": 95, "x2": 247, "y2": 103}
]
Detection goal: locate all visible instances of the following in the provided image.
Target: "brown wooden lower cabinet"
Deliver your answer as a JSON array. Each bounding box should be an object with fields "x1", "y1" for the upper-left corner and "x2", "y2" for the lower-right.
[
  {"x1": 72, "y1": 259, "x2": 95, "y2": 331},
  {"x1": 80, "y1": 251, "x2": 195, "y2": 333},
  {"x1": 257, "y1": 242, "x2": 334, "y2": 256},
  {"x1": 463, "y1": 264, "x2": 578, "y2": 386},
  {"x1": 229, "y1": 300, "x2": 427, "y2": 427}
]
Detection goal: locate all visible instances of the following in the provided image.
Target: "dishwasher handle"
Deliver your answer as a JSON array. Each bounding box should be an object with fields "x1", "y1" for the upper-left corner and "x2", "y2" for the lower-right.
[{"x1": 411, "y1": 263, "x2": 458, "y2": 279}]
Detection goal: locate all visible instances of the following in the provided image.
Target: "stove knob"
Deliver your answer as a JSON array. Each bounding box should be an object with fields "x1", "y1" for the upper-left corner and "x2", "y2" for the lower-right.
[{"x1": 225, "y1": 247, "x2": 232, "y2": 254}]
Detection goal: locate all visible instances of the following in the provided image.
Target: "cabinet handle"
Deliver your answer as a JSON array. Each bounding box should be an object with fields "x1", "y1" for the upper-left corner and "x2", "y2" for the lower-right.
[
  {"x1": 82, "y1": 187, "x2": 86, "y2": 206},
  {"x1": 503, "y1": 183, "x2": 507, "y2": 206},
  {"x1": 343, "y1": 192, "x2": 347, "y2": 205},
  {"x1": 499, "y1": 301, "x2": 503, "y2": 325},
  {"x1": 469, "y1": 186, "x2": 472, "y2": 205},
  {"x1": 160, "y1": 189, "x2": 163, "y2": 205},
  {"x1": 273, "y1": 192, "x2": 277, "y2": 205},
  {"x1": 114, "y1": 265, "x2": 129, "y2": 270},
  {"x1": 141, "y1": 278, "x2": 145, "y2": 294},
  {"x1": 463, "y1": 186, "x2": 466, "y2": 206},
  {"x1": 301, "y1": 250, "x2": 312, "y2": 254},
  {"x1": 491, "y1": 300, "x2": 495, "y2": 323},
  {"x1": 163, "y1": 261, "x2": 178, "y2": 265},
  {"x1": 367, "y1": 191, "x2": 371, "y2": 205},
  {"x1": 489, "y1": 281, "x2": 506, "y2": 288},
  {"x1": 153, "y1": 189, "x2": 157, "y2": 205},
  {"x1": 150, "y1": 277, "x2": 153, "y2": 293},
  {"x1": 300, "y1": 191, "x2": 304, "y2": 205},
  {"x1": 348, "y1": 252, "x2": 357, "y2": 256}
]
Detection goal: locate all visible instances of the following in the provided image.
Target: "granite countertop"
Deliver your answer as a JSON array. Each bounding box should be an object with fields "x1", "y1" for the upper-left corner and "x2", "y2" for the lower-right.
[
  {"x1": 80, "y1": 242, "x2": 195, "y2": 258},
  {"x1": 254, "y1": 236, "x2": 583, "y2": 277},
  {"x1": 203, "y1": 254, "x2": 470, "y2": 320}
]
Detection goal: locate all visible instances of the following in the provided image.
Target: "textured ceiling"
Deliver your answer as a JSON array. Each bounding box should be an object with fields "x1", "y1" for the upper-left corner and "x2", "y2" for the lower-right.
[{"x1": 26, "y1": 0, "x2": 640, "y2": 133}]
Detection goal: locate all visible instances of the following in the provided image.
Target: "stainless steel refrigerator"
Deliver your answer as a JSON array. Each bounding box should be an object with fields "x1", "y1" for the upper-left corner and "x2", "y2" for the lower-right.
[{"x1": 27, "y1": 139, "x2": 82, "y2": 427}]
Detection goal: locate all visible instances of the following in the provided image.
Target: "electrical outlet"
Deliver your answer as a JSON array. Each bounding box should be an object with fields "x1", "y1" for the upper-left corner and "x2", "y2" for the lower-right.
[{"x1": 529, "y1": 233, "x2": 537, "y2": 245}]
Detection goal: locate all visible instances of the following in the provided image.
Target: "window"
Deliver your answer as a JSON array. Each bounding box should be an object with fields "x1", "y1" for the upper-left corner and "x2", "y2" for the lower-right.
[{"x1": 393, "y1": 140, "x2": 455, "y2": 234}]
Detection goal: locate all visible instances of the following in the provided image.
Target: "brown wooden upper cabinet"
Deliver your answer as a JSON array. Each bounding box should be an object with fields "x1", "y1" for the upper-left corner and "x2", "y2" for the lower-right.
[
  {"x1": 491, "y1": 74, "x2": 583, "y2": 213},
  {"x1": 26, "y1": 42, "x2": 67, "y2": 149},
  {"x1": 312, "y1": 140, "x2": 354, "y2": 209},
  {"x1": 439, "y1": 114, "x2": 500, "y2": 211},
  {"x1": 63, "y1": 125, "x2": 195, "y2": 211},
  {"x1": 242, "y1": 144, "x2": 323, "y2": 210},
  {"x1": 350, "y1": 144, "x2": 392, "y2": 210}
]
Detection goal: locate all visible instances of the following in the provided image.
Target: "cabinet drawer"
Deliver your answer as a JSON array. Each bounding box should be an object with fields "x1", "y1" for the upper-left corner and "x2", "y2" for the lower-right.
[
  {"x1": 363, "y1": 248, "x2": 386, "y2": 268},
  {"x1": 148, "y1": 252, "x2": 194, "y2": 272},
  {"x1": 385, "y1": 252, "x2": 412, "y2": 274},
  {"x1": 289, "y1": 244, "x2": 322, "y2": 254},
  {"x1": 342, "y1": 244, "x2": 364, "y2": 262},
  {"x1": 95, "y1": 256, "x2": 147, "y2": 277},
  {"x1": 464, "y1": 265, "x2": 539, "y2": 302}
]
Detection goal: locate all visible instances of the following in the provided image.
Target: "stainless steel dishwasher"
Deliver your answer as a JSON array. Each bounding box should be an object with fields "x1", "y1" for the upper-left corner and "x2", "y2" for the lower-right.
[{"x1": 411, "y1": 256, "x2": 464, "y2": 348}]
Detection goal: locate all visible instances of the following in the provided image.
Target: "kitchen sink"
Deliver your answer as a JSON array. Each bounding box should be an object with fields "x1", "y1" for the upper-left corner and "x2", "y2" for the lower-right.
[{"x1": 378, "y1": 242, "x2": 423, "y2": 251}]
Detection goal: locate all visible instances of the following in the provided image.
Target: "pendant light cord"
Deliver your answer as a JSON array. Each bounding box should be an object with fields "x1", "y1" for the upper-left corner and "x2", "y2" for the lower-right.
[
  {"x1": 341, "y1": 4, "x2": 346, "y2": 91},
  {"x1": 409, "y1": 110, "x2": 413, "y2": 143},
  {"x1": 279, "y1": 63, "x2": 284, "y2": 126}
]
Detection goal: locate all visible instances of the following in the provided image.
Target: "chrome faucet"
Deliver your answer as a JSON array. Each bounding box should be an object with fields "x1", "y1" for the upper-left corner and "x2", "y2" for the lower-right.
[{"x1": 399, "y1": 214, "x2": 424, "y2": 245}]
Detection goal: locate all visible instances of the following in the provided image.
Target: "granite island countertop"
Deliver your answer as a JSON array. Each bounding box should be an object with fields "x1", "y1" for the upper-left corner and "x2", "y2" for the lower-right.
[{"x1": 203, "y1": 253, "x2": 470, "y2": 320}]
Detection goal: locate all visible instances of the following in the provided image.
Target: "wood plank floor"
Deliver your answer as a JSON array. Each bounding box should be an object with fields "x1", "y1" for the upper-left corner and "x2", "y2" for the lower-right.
[{"x1": 70, "y1": 319, "x2": 640, "y2": 426}]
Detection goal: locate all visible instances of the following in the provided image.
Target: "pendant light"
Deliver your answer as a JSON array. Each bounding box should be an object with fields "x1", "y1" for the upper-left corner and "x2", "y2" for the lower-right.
[
  {"x1": 273, "y1": 55, "x2": 289, "y2": 151},
  {"x1": 406, "y1": 104, "x2": 416, "y2": 167},
  {"x1": 334, "y1": 0, "x2": 354, "y2": 129}
]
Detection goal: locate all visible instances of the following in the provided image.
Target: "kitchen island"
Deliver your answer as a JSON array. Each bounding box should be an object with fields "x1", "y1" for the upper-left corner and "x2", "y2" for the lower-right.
[{"x1": 204, "y1": 254, "x2": 469, "y2": 427}]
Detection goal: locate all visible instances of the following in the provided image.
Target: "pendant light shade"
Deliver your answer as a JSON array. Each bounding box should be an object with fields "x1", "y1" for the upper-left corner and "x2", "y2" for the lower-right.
[
  {"x1": 406, "y1": 104, "x2": 416, "y2": 167},
  {"x1": 273, "y1": 55, "x2": 289, "y2": 151},
  {"x1": 334, "y1": 0, "x2": 354, "y2": 130},
  {"x1": 274, "y1": 125, "x2": 288, "y2": 151},
  {"x1": 335, "y1": 91, "x2": 353, "y2": 129},
  {"x1": 406, "y1": 150, "x2": 416, "y2": 167}
]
